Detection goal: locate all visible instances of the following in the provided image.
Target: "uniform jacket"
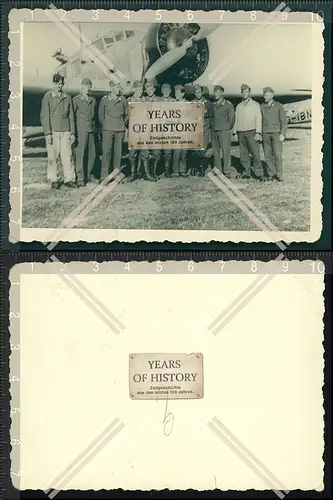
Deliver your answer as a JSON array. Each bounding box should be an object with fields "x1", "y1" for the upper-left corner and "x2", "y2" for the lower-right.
[
  {"x1": 194, "y1": 97, "x2": 213, "y2": 130},
  {"x1": 212, "y1": 98, "x2": 235, "y2": 132},
  {"x1": 233, "y1": 98, "x2": 262, "y2": 134},
  {"x1": 40, "y1": 91, "x2": 75, "y2": 136},
  {"x1": 73, "y1": 94, "x2": 97, "y2": 133},
  {"x1": 261, "y1": 101, "x2": 287, "y2": 136},
  {"x1": 98, "y1": 94, "x2": 128, "y2": 132}
]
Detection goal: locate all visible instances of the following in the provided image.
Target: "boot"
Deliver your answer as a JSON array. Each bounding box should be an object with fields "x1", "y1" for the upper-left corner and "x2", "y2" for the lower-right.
[
  {"x1": 127, "y1": 158, "x2": 138, "y2": 182},
  {"x1": 143, "y1": 159, "x2": 155, "y2": 181},
  {"x1": 164, "y1": 158, "x2": 172, "y2": 178}
]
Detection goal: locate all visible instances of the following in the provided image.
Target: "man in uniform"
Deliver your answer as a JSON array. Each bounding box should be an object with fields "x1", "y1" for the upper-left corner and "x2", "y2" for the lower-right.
[
  {"x1": 40, "y1": 73, "x2": 76, "y2": 189},
  {"x1": 144, "y1": 79, "x2": 161, "y2": 180},
  {"x1": 211, "y1": 85, "x2": 235, "y2": 177},
  {"x1": 73, "y1": 77, "x2": 97, "y2": 187},
  {"x1": 261, "y1": 87, "x2": 287, "y2": 181},
  {"x1": 159, "y1": 83, "x2": 175, "y2": 177},
  {"x1": 98, "y1": 80, "x2": 127, "y2": 183},
  {"x1": 126, "y1": 80, "x2": 152, "y2": 182},
  {"x1": 172, "y1": 85, "x2": 188, "y2": 177},
  {"x1": 232, "y1": 84, "x2": 264, "y2": 181},
  {"x1": 193, "y1": 84, "x2": 213, "y2": 177}
]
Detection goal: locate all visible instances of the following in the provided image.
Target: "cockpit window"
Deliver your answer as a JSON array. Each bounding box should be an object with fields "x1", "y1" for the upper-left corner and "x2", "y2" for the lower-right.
[
  {"x1": 104, "y1": 36, "x2": 114, "y2": 48},
  {"x1": 126, "y1": 30, "x2": 134, "y2": 38},
  {"x1": 93, "y1": 38, "x2": 104, "y2": 51},
  {"x1": 115, "y1": 31, "x2": 124, "y2": 42}
]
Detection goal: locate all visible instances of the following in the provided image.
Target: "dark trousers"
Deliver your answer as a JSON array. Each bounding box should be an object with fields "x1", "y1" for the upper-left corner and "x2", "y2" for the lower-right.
[
  {"x1": 197, "y1": 129, "x2": 212, "y2": 160},
  {"x1": 238, "y1": 129, "x2": 263, "y2": 177},
  {"x1": 212, "y1": 130, "x2": 232, "y2": 174},
  {"x1": 75, "y1": 131, "x2": 96, "y2": 183},
  {"x1": 128, "y1": 148, "x2": 149, "y2": 161},
  {"x1": 101, "y1": 130, "x2": 124, "y2": 180},
  {"x1": 129, "y1": 148, "x2": 149, "y2": 174},
  {"x1": 262, "y1": 132, "x2": 283, "y2": 179},
  {"x1": 173, "y1": 150, "x2": 187, "y2": 174}
]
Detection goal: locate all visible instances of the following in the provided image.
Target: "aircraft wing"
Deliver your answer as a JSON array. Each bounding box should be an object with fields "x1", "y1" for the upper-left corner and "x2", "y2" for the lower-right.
[
  {"x1": 23, "y1": 75, "x2": 111, "y2": 96},
  {"x1": 184, "y1": 84, "x2": 312, "y2": 105}
]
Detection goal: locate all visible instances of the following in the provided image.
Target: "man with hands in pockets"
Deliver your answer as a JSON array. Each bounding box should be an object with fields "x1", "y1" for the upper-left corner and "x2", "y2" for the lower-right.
[{"x1": 40, "y1": 73, "x2": 76, "y2": 189}]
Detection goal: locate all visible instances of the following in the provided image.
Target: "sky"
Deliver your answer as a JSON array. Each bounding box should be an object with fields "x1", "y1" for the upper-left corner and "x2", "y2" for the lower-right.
[{"x1": 23, "y1": 21, "x2": 313, "y2": 91}]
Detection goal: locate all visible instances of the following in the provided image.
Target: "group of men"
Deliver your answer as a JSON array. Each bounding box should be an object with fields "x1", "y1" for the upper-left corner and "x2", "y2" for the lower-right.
[{"x1": 40, "y1": 73, "x2": 287, "y2": 189}]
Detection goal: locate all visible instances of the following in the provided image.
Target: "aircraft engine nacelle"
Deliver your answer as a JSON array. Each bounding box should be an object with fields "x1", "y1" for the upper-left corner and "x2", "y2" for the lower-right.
[{"x1": 145, "y1": 23, "x2": 210, "y2": 86}]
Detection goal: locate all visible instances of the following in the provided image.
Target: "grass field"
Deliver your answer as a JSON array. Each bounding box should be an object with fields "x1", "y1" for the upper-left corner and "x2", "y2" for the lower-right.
[{"x1": 22, "y1": 127, "x2": 311, "y2": 231}]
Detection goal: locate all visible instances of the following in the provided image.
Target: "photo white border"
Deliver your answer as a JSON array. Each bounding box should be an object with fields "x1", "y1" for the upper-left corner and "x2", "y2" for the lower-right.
[{"x1": 8, "y1": 9, "x2": 324, "y2": 243}]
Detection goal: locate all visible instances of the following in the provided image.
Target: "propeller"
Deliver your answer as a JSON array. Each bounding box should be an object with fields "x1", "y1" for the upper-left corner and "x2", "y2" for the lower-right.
[{"x1": 144, "y1": 24, "x2": 220, "y2": 81}]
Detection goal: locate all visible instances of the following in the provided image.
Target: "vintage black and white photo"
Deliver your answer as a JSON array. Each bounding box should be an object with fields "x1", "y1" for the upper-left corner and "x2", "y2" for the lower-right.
[{"x1": 9, "y1": 9, "x2": 323, "y2": 242}]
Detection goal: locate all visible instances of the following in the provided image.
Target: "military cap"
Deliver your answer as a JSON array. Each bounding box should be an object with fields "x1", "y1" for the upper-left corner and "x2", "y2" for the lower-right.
[
  {"x1": 193, "y1": 84, "x2": 202, "y2": 92},
  {"x1": 53, "y1": 73, "x2": 64, "y2": 83},
  {"x1": 263, "y1": 86, "x2": 274, "y2": 93},
  {"x1": 241, "y1": 83, "x2": 250, "y2": 91},
  {"x1": 175, "y1": 84, "x2": 185, "y2": 92},
  {"x1": 133, "y1": 80, "x2": 143, "y2": 88},
  {"x1": 214, "y1": 84, "x2": 224, "y2": 92},
  {"x1": 145, "y1": 79, "x2": 156, "y2": 88},
  {"x1": 81, "y1": 77, "x2": 92, "y2": 85},
  {"x1": 161, "y1": 83, "x2": 171, "y2": 91}
]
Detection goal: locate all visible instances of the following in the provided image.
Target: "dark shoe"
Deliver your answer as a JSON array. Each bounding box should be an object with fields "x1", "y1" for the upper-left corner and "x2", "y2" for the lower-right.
[
  {"x1": 275, "y1": 176, "x2": 284, "y2": 182},
  {"x1": 241, "y1": 174, "x2": 250, "y2": 179},
  {"x1": 266, "y1": 176, "x2": 274, "y2": 181},
  {"x1": 51, "y1": 181, "x2": 61, "y2": 190},
  {"x1": 258, "y1": 176, "x2": 267, "y2": 182},
  {"x1": 144, "y1": 174, "x2": 155, "y2": 182},
  {"x1": 128, "y1": 174, "x2": 138, "y2": 182},
  {"x1": 64, "y1": 181, "x2": 77, "y2": 188}
]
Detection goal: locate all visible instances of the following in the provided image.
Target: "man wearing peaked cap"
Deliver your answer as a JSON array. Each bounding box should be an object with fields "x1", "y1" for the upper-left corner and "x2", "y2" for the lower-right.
[
  {"x1": 73, "y1": 77, "x2": 98, "y2": 187},
  {"x1": 261, "y1": 86, "x2": 287, "y2": 181},
  {"x1": 232, "y1": 83, "x2": 264, "y2": 181},
  {"x1": 212, "y1": 85, "x2": 235, "y2": 177},
  {"x1": 193, "y1": 83, "x2": 213, "y2": 177},
  {"x1": 175, "y1": 84, "x2": 185, "y2": 96},
  {"x1": 126, "y1": 80, "x2": 150, "y2": 182},
  {"x1": 159, "y1": 83, "x2": 175, "y2": 177},
  {"x1": 98, "y1": 79, "x2": 127, "y2": 183},
  {"x1": 40, "y1": 73, "x2": 76, "y2": 189}
]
